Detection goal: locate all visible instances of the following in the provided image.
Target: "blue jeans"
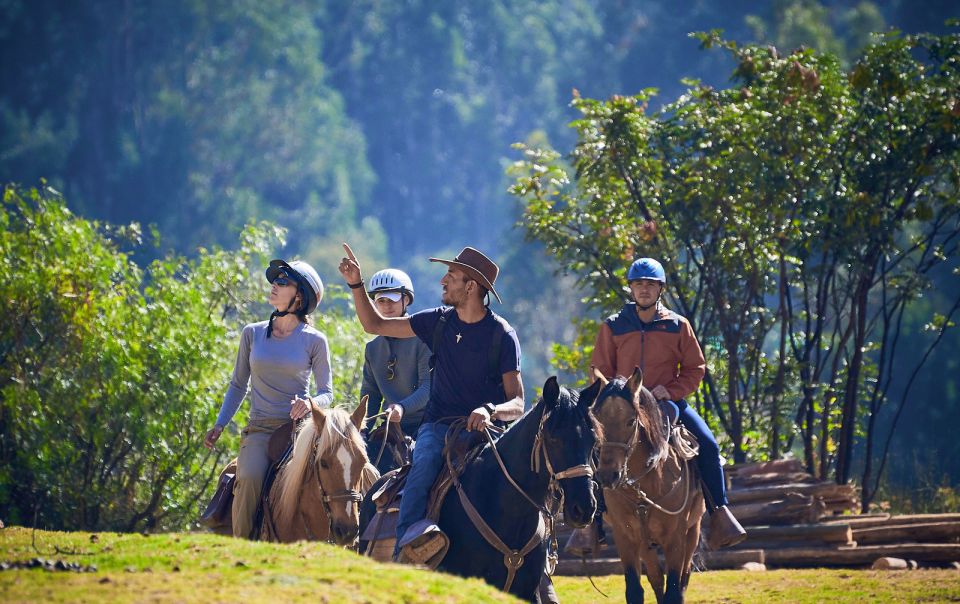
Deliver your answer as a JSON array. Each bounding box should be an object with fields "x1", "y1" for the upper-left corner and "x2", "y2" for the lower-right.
[
  {"x1": 394, "y1": 422, "x2": 471, "y2": 553},
  {"x1": 675, "y1": 399, "x2": 728, "y2": 509}
]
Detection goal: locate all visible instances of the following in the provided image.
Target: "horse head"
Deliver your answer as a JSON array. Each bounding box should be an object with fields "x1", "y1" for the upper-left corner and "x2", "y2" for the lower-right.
[
  {"x1": 592, "y1": 367, "x2": 669, "y2": 489},
  {"x1": 276, "y1": 400, "x2": 379, "y2": 546},
  {"x1": 535, "y1": 375, "x2": 604, "y2": 528},
  {"x1": 365, "y1": 417, "x2": 413, "y2": 475}
]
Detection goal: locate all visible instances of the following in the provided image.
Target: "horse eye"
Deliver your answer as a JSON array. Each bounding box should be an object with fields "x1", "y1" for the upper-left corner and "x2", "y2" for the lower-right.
[{"x1": 319, "y1": 459, "x2": 330, "y2": 469}]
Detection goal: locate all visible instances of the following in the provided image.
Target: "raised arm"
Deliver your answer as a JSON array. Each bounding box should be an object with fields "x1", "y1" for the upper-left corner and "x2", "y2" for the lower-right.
[{"x1": 338, "y1": 243, "x2": 415, "y2": 339}]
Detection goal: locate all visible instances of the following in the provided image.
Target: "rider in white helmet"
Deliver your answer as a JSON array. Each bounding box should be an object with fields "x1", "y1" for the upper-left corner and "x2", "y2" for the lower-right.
[
  {"x1": 361, "y1": 268, "x2": 431, "y2": 443},
  {"x1": 203, "y1": 258, "x2": 333, "y2": 539}
]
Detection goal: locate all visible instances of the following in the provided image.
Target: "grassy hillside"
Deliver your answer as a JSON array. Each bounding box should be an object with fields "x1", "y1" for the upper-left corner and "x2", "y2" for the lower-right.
[
  {"x1": 0, "y1": 527, "x2": 517, "y2": 603},
  {"x1": 2, "y1": 527, "x2": 960, "y2": 603}
]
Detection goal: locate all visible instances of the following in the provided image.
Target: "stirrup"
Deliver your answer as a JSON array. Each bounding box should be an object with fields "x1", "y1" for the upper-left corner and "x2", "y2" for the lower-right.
[{"x1": 397, "y1": 520, "x2": 449, "y2": 569}]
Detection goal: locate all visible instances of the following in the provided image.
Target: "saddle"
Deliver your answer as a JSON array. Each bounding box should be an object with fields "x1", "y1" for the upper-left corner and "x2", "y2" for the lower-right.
[
  {"x1": 656, "y1": 401, "x2": 699, "y2": 461},
  {"x1": 200, "y1": 459, "x2": 237, "y2": 531},
  {"x1": 267, "y1": 421, "x2": 295, "y2": 462},
  {"x1": 361, "y1": 426, "x2": 486, "y2": 567}
]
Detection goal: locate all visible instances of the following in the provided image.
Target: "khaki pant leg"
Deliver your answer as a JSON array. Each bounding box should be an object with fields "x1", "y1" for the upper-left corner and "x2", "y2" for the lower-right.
[{"x1": 232, "y1": 422, "x2": 278, "y2": 539}]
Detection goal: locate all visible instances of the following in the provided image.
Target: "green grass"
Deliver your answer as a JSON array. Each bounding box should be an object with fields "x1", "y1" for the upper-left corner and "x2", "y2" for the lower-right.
[
  {"x1": 554, "y1": 569, "x2": 960, "y2": 603},
  {"x1": 3, "y1": 528, "x2": 960, "y2": 603},
  {"x1": 0, "y1": 527, "x2": 518, "y2": 603}
]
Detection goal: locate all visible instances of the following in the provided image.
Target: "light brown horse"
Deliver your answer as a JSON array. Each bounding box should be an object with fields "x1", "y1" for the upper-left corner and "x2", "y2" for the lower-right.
[
  {"x1": 592, "y1": 368, "x2": 705, "y2": 604},
  {"x1": 260, "y1": 400, "x2": 380, "y2": 545}
]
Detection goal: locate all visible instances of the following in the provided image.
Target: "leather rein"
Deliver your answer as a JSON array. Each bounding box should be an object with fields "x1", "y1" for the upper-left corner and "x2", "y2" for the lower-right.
[{"x1": 446, "y1": 410, "x2": 594, "y2": 592}]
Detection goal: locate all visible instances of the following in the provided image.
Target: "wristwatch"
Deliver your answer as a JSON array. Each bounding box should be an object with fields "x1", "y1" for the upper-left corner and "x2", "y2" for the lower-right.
[{"x1": 483, "y1": 403, "x2": 497, "y2": 419}]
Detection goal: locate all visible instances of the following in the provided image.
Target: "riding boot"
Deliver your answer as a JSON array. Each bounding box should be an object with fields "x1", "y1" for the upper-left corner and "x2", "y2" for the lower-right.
[{"x1": 707, "y1": 505, "x2": 747, "y2": 549}]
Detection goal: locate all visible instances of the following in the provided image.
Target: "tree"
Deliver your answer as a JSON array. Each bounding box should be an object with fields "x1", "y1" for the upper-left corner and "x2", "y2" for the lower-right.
[
  {"x1": 0, "y1": 0, "x2": 375, "y2": 258},
  {"x1": 511, "y1": 29, "x2": 960, "y2": 507},
  {"x1": 0, "y1": 185, "x2": 369, "y2": 531}
]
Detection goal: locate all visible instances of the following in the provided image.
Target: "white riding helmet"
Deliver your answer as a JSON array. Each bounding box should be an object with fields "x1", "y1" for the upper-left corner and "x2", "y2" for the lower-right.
[
  {"x1": 266, "y1": 259, "x2": 324, "y2": 314},
  {"x1": 367, "y1": 268, "x2": 414, "y2": 305}
]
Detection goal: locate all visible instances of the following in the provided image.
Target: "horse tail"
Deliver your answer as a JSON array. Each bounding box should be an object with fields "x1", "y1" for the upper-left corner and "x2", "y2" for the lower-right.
[{"x1": 275, "y1": 417, "x2": 318, "y2": 531}]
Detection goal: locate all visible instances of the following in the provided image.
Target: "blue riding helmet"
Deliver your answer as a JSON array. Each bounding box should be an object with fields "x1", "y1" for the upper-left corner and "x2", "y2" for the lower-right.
[{"x1": 627, "y1": 258, "x2": 666, "y2": 283}]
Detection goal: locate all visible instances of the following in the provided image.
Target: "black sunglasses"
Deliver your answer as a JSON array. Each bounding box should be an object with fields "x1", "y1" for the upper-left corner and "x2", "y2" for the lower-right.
[{"x1": 272, "y1": 272, "x2": 297, "y2": 287}]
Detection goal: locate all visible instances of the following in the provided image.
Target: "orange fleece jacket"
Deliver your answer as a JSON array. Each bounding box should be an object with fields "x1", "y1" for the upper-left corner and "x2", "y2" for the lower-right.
[{"x1": 591, "y1": 303, "x2": 706, "y2": 401}]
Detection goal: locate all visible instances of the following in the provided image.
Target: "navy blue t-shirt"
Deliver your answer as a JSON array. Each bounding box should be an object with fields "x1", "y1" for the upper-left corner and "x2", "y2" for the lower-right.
[{"x1": 409, "y1": 307, "x2": 521, "y2": 423}]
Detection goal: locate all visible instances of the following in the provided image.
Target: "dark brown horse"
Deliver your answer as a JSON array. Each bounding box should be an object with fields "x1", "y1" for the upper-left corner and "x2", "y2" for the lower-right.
[{"x1": 592, "y1": 368, "x2": 705, "y2": 604}]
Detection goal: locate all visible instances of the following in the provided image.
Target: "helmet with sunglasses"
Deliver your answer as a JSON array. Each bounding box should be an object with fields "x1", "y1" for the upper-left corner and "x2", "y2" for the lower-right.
[
  {"x1": 266, "y1": 259, "x2": 324, "y2": 315},
  {"x1": 367, "y1": 268, "x2": 415, "y2": 305}
]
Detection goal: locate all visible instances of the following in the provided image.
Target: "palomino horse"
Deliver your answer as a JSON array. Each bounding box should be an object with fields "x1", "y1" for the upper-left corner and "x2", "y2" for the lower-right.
[
  {"x1": 260, "y1": 401, "x2": 380, "y2": 545},
  {"x1": 592, "y1": 369, "x2": 705, "y2": 604}
]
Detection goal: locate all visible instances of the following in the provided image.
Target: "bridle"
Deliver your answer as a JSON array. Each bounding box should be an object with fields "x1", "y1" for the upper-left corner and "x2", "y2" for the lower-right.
[
  {"x1": 305, "y1": 440, "x2": 364, "y2": 546},
  {"x1": 596, "y1": 403, "x2": 644, "y2": 486},
  {"x1": 446, "y1": 406, "x2": 596, "y2": 592},
  {"x1": 595, "y1": 393, "x2": 694, "y2": 516}
]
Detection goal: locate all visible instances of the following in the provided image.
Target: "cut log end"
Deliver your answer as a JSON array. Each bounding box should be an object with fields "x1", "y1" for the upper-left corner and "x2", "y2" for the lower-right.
[{"x1": 871, "y1": 557, "x2": 909, "y2": 570}]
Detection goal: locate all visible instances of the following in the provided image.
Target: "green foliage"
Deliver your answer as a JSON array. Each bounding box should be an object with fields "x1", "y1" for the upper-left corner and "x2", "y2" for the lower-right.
[
  {"x1": 0, "y1": 186, "x2": 368, "y2": 531},
  {"x1": 0, "y1": 0, "x2": 377, "y2": 259},
  {"x1": 871, "y1": 460, "x2": 960, "y2": 514},
  {"x1": 512, "y1": 29, "x2": 960, "y2": 494}
]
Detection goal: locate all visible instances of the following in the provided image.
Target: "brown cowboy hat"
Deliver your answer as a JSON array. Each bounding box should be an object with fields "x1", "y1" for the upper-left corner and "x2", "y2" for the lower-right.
[{"x1": 429, "y1": 246, "x2": 502, "y2": 303}]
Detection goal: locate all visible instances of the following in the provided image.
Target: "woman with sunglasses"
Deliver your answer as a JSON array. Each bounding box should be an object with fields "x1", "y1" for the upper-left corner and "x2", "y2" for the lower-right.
[
  {"x1": 360, "y1": 269, "x2": 430, "y2": 441},
  {"x1": 203, "y1": 259, "x2": 332, "y2": 539}
]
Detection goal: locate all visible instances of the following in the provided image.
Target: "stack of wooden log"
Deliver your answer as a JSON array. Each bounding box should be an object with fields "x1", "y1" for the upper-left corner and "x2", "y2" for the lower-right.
[
  {"x1": 725, "y1": 459, "x2": 858, "y2": 525},
  {"x1": 555, "y1": 458, "x2": 960, "y2": 574}
]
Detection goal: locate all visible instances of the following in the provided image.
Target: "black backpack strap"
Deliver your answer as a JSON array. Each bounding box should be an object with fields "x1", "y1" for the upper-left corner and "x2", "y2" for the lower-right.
[
  {"x1": 487, "y1": 314, "x2": 509, "y2": 402},
  {"x1": 429, "y1": 308, "x2": 452, "y2": 370}
]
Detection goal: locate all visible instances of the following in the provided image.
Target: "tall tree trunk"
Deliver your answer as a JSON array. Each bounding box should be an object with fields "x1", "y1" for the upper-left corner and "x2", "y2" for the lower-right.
[
  {"x1": 771, "y1": 255, "x2": 789, "y2": 459},
  {"x1": 836, "y1": 280, "x2": 869, "y2": 485}
]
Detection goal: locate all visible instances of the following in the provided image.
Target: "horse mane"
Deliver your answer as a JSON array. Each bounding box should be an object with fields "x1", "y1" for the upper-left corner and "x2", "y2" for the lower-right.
[
  {"x1": 549, "y1": 384, "x2": 604, "y2": 443},
  {"x1": 597, "y1": 377, "x2": 669, "y2": 467},
  {"x1": 275, "y1": 407, "x2": 373, "y2": 530},
  {"x1": 495, "y1": 383, "x2": 603, "y2": 446}
]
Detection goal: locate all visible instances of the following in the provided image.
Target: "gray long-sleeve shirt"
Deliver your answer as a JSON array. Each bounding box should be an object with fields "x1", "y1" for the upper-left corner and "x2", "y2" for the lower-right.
[
  {"x1": 361, "y1": 335, "x2": 431, "y2": 436},
  {"x1": 215, "y1": 320, "x2": 333, "y2": 428}
]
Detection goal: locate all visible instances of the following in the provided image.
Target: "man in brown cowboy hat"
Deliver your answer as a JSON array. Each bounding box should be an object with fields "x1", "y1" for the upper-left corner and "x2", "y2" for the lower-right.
[{"x1": 338, "y1": 243, "x2": 524, "y2": 561}]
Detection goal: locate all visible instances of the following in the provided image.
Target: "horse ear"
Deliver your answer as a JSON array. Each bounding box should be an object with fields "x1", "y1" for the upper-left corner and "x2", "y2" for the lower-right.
[
  {"x1": 310, "y1": 401, "x2": 327, "y2": 433},
  {"x1": 542, "y1": 376, "x2": 560, "y2": 409},
  {"x1": 590, "y1": 366, "x2": 608, "y2": 387},
  {"x1": 578, "y1": 378, "x2": 603, "y2": 410},
  {"x1": 625, "y1": 366, "x2": 644, "y2": 399},
  {"x1": 351, "y1": 395, "x2": 368, "y2": 431}
]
